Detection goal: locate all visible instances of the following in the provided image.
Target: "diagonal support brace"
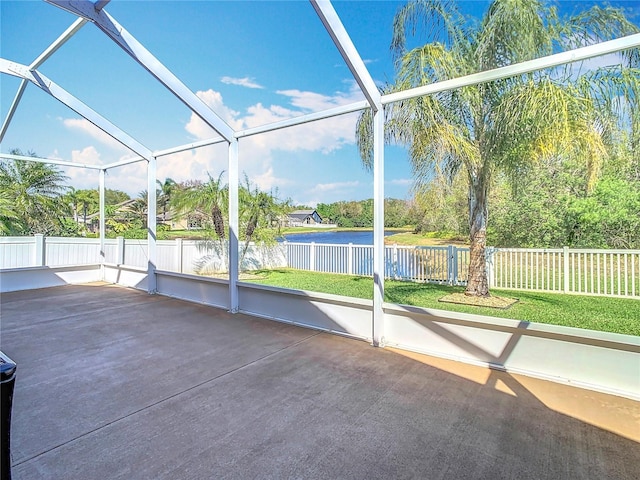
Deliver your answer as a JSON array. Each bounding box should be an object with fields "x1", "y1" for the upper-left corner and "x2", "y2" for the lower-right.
[{"x1": 46, "y1": 0, "x2": 235, "y2": 143}]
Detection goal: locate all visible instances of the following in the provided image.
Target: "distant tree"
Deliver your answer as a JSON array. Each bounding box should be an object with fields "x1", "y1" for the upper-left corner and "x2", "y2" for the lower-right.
[
  {"x1": 76, "y1": 189, "x2": 99, "y2": 227},
  {"x1": 565, "y1": 176, "x2": 640, "y2": 249},
  {"x1": 239, "y1": 175, "x2": 287, "y2": 261},
  {"x1": 157, "y1": 178, "x2": 177, "y2": 221},
  {"x1": 105, "y1": 189, "x2": 130, "y2": 206},
  {"x1": 123, "y1": 191, "x2": 148, "y2": 229},
  {"x1": 410, "y1": 172, "x2": 468, "y2": 236},
  {"x1": 0, "y1": 190, "x2": 19, "y2": 234},
  {"x1": 172, "y1": 173, "x2": 227, "y2": 240},
  {"x1": 0, "y1": 150, "x2": 69, "y2": 235}
]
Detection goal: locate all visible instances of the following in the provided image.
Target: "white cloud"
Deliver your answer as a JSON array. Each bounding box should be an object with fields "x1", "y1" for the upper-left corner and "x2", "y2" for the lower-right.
[
  {"x1": 221, "y1": 76, "x2": 264, "y2": 89},
  {"x1": 311, "y1": 180, "x2": 360, "y2": 193},
  {"x1": 181, "y1": 84, "x2": 365, "y2": 189},
  {"x1": 252, "y1": 167, "x2": 291, "y2": 191},
  {"x1": 276, "y1": 83, "x2": 364, "y2": 111},
  {"x1": 59, "y1": 146, "x2": 103, "y2": 190},
  {"x1": 59, "y1": 146, "x2": 148, "y2": 195},
  {"x1": 62, "y1": 118, "x2": 130, "y2": 153},
  {"x1": 71, "y1": 145, "x2": 102, "y2": 165},
  {"x1": 184, "y1": 89, "x2": 242, "y2": 140},
  {"x1": 57, "y1": 83, "x2": 368, "y2": 199},
  {"x1": 387, "y1": 178, "x2": 412, "y2": 186}
]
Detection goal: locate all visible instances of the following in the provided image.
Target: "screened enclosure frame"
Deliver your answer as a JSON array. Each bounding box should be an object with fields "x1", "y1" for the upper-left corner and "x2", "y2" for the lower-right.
[{"x1": 1, "y1": 0, "x2": 640, "y2": 346}]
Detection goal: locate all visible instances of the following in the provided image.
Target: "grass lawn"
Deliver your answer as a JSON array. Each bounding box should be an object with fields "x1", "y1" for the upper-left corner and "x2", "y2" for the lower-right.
[
  {"x1": 245, "y1": 269, "x2": 640, "y2": 336},
  {"x1": 385, "y1": 231, "x2": 469, "y2": 246}
]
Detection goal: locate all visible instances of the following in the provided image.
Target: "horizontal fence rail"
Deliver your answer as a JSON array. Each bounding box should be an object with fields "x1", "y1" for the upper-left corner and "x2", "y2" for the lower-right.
[{"x1": 1, "y1": 236, "x2": 638, "y2": 298}]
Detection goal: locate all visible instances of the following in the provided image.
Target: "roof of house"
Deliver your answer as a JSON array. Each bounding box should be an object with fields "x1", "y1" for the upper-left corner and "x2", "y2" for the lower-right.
[{"x1": 288, "y1": 209, "x2": 321, "y2": 220}]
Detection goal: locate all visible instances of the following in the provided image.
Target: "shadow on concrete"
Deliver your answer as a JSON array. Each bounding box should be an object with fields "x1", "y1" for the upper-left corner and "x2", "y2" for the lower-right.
[{"x1": 1, "y1": 284, "x2": 638, "y2": 480}]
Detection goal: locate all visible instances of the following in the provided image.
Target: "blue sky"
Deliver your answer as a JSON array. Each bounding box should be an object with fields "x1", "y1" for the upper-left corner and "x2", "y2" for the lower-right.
[{"x1": 1, "y1": 0, "x2": 637, "y2": 206}]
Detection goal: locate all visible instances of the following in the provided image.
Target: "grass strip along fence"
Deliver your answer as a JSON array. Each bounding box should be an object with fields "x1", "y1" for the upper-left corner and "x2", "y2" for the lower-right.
[{"x1": 246, "y1": 269, "x2": 640, "y2": 337}]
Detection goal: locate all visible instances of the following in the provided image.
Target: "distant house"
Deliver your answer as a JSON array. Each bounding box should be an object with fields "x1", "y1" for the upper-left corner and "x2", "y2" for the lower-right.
[{"x1": 287, "y1": 209, "x2": 323, "y2": 227}]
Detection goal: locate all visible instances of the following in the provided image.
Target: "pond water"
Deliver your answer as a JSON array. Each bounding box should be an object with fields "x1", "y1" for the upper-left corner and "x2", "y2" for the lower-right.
[{"x1": 279, "y1": 230, "x2": 395, "y2": 245}]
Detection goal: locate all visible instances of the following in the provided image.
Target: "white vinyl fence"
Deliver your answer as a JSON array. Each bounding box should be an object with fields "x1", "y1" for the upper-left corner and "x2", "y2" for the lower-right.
[
  {"x1": 1, "y1": 236, "x2": 638, "y2": 298},
  {"x1": 285, "y1": 242, "x2": 470, "y2": 285},
  {"x1": 490, "y1": 247, "x2": 640, "y2": 297}
]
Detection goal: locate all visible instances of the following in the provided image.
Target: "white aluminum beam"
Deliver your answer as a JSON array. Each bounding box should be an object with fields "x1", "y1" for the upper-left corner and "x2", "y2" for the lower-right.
[
  {"x1": 147, "y1": 155, "x2": 158, "y2": 294},
  {"x1": 46, "y1": 0, "x2": 235, "y2": 143},
  {"x1": 99, "y1": 169, "x2": 106, "y2": 268},
  {"x1": 0, "y1": 59, "x2": 153, "y2": 160},
  {"x1": 0, "y1": 152, "x2": 102, "y2": 170},
  {"x1": 94, "y1": 0, "x2": 110, "y2": 11},
  {"x1": 153, "y1": 137, "x2": 227, "y2": 158},
  {"x1": 235, "y1": 100, "x2": 369, "y2": 139},
  {"x1": 310, "y1": 0, "x2": 381, "y2": 110},
  {"x1": 1, "y1": 18, "x2": 87, "y2": 142},
  {"x1": 30, "y1": 17, "x2": 88, "y2": 70},
  {"x1": 383, "y1": 33, "x2": 640, "y2": 105},
  {"x1": 311, "y1": 0, "x2": 385, "y2": 344},
  {"x1": 371, "y1": 108, "x2": 385, "y2": 347},
  {"x1": 228, "y1": 139, "x2": 240, "y2": 313},
  {"x1": 103, "y1": 156, "x2": 147, "y2": 170},
  {"x1": 0, "y1": 80, "x2": 28, "y2": 143},
  {"x1": 103, "y1": 138, "x2": 231, "y2": 170}
]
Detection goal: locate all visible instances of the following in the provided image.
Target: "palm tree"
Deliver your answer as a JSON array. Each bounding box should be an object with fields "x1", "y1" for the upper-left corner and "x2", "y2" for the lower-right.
[
  {"x1": 156, "y1": 178, "x2": 177, "y2": 222},
  {"x1": 0, "y1": 151, "x2": 69, "y2": 235},
  {"x1": 0, "y1": 190, "x2": 19, "y2": 234},
  {"x1": 123, "y1": 191, "x2": 149, "y2": 229},
  {"x1": 239, "y1": 175, "x2": 285, "y2": 261},
  {"x1": 172, "y1": 172, "x2": 227, "y2": 240},
  {"x1": 76, "y1": 189, "x2": 99, "y2": 229},
  {"x1": 357, "y1": 0, "x2": 638, "y2": 297}
]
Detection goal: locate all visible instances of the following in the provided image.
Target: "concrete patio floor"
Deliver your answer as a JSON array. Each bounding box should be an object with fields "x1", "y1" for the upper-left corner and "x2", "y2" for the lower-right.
[{"x1": 1, "y1": 283, "x2": 639, "y2": 479}]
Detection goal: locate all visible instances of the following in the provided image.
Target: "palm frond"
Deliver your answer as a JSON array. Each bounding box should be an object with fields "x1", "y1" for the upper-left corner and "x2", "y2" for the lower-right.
[
  {"x1": 391, "y1": 0, "x2": 466, "y2": 63},
  {"x1": 476, "y1": 0, "x2": 556, "y2": 70}
]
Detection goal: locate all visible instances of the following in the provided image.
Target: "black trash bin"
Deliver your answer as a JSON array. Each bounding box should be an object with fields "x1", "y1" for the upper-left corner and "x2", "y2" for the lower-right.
[{"x1": 0, "y1": 351, "x2": 16, "y2": 480}]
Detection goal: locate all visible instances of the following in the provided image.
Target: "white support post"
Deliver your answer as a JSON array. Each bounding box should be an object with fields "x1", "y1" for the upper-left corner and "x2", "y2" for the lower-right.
[
  {"x1": 116, "y1": 236, "x2": 125, "y2": 265},
  {"x1": 372, "y1": 108, "x2": 385, "y2": 346},
  {"x1": 347, "y1": 243, "x2": 353, "y2": 275},
  {"x1": 34, "y1": 234, "x2": 45, "y2": 267},
  {"x1": 310, "y1": 0, "x2": 385, "y2": 345},
  {"x1": 228, "y1": 139, "x2": 239, "y2": 313},
  {"x1": 147, "y1": 156, "x2": 157, "y2": 293},
  {"x1": 99, "y1": 169, "x2": 106, "y2": 271}
]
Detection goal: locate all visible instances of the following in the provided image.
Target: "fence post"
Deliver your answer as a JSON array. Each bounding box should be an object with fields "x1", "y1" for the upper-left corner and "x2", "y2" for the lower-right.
[
  {"x1": 309, "y1": 242, "x2": 315, "y2": 272},
  {"x1": 486, "y1": 247, "x2": 495, "y2": 288},
  {"x1": 393, "y1": 243, "x2": 398, "y2": 279},
  {"x1": 446, "y1": 245, "x2": 457, "y2": 285},
  {"x1": 453, "y1": 246, "x2": 459, "y2": 285},
  {"x1": 34, "y1": 234, "x2": 45, "y2": 267},
  {"x1": 175, "y1": 238, "x2": 183, "y2": 273},
  {"x1": 563, "y1": 246, "x2": 570, "y2": 293},
  {"x1": 347, "y1": 243, "x2": 353, "y2": 275},
  {"x1": 116, "y1": 236, "x2": 125, "y2": 265}
]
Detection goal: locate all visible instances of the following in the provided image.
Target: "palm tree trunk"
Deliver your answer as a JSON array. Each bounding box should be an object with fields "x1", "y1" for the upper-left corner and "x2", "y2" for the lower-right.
[
  {"x1": 465, "y1": 176, "x2": 490, "y2": 297},
  {"x1": 212, "y1": 205, "x2": 225, "y2": 240}
]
